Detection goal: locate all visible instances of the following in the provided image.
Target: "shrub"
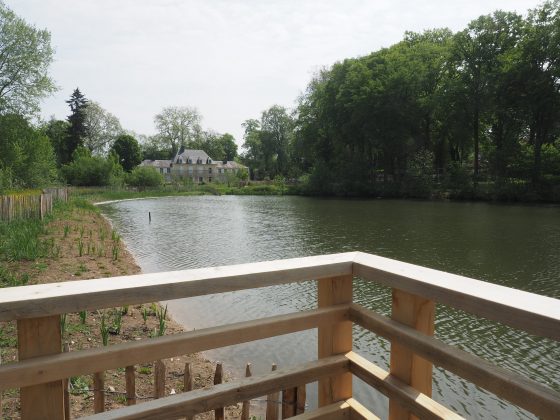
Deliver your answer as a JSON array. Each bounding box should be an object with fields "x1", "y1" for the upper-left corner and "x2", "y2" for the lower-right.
[
  {"x1": 125, "y1": 166, "x2": 164, "y2": 187},
  {"x1": 62, "y1": 148, "x2": 123, "y2": 186}
]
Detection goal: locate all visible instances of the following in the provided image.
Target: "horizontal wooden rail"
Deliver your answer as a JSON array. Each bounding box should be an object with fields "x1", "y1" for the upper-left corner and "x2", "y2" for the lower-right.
[
  {"x1": 349, "y1": 304, "x2": 560, "y2": 419},
  {"x1": 289, "y1": 398, "x2": 380, "y2": 420},
  {"x1": 83, "y1": 355, "x2": 349, "y2": 419},
  {"x1": 347, "y1": 352, "x2": 463, "y2": 420},
  {"x1": 353, "y1": 252, "x2": 560, "y2": 341},
  {"x1": 0, "y1": 305, "x2": 348, "y2": 390},
  {"x1": 0, "y1": 252, "x2": 355, "y2": 321}
]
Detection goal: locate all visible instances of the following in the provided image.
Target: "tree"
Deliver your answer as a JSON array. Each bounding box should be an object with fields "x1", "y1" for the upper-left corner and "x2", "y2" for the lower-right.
[
  {"x1": 42, "y1": 117, "x2": 70, "y2": 166},
  {"x1": 83, "y1": 102, "x2": 123, "y2": 155},
  {"x1": 111, "y1": 134, "x2": 142, "y2": 171},
  {"x1": 219, "y1": 133, "x2": 238, "y2": 161},
  {"x1": 154, "y1": 106, "x2": 202, "y2": 156},
  {"x1": 125, "y1": 166, "x2": 163, "y2": 187},
  {"x1": 0, "y1": 114, "x2": 58, "y2": 189},
  {"x1": 64, "y1": 88, "x2": 88, "y2": 164},
  {"x1": 0, "y1": 3, "x2": 56, "y2": 116},
  {"x1": 62, "y1": 147, "x2": 123, "y2": 186},
  {"x1": 140, "y1": 134, "x2": 170, "y2": 160}
]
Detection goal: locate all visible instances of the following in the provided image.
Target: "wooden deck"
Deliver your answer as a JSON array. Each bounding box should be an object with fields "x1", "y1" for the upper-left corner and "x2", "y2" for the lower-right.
[{"x1": 0, "y1": 252, "x2": 559, "y2": 419}]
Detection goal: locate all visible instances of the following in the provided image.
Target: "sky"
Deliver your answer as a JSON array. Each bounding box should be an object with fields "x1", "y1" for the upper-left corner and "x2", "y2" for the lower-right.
[{"x1": 10, "y1": 0, "x2": 544, "y2": 147}]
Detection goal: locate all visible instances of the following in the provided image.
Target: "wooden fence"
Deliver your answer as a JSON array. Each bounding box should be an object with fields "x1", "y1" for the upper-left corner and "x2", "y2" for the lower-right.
[
  {"x1": 0, "y1": 187, "x2": 68, "y2": 222},
  {"x1": 0, "y1": 252, "x2": 558, "y2": 419}
]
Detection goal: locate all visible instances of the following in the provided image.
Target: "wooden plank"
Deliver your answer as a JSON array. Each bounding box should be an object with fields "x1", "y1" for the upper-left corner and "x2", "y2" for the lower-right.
[
  {"x1": 282, "y1": 387, "x2": 296, "y2": 418},
  {"x1": 296, "y1": 384, "x2": 306, "y2": 414},
  {"x1": 350, "y1": 304, "x2": 560, "y2": 419},
  {"x1": 154, "y1": 360, "x2": 165, "y2": 399},
  {"x1": 83, "y1": 355, "x2": 349, "y2": 420},
  {"x1": 290, "y1": 400, "x2": 351, "y2": 420},
  {"x1": 345, "y1": 398, "x2": 381, "y2": 420},
  {"x1": 93, "y1": 372, "x2": 105, "y2": 413},
  {"x1": 318, "y1": 275, "x2": 353, "y2": 406},
  {"x1": 241, "y1": 363, "x2": 252, "y2": 420},
  {"x1": 0, "y1": 253, "x2": 356, "y2": 321},
  {"x1": 126, "y1": 366, "x2": 136, "y2": 405},
  {"x1": 389, "y1": 289, "x2": 434, "y2": 420},
  {"x1": 214, "y1": 362, "x2": 224, "y2": 420},
  {"x1": 266, "y1": 363, "x2": 279, "y2": 420},
  {"x1": 352, "y1": 252, "x2": 560, "y2": 341},
  {"x1": 347, "y1": 352, "x2": 463, "y2": 420},
  {"x1": 17, "y1": 315, "x2": 64, "y2": 420},
  {"x1": 0, "y1": 306, "x2": 348, "y2": 390}
]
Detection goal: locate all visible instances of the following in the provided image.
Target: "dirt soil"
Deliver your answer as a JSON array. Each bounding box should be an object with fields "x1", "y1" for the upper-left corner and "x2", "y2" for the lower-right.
[{"x1": 0, "y1": 207, "x2": 241, "y2": 419}]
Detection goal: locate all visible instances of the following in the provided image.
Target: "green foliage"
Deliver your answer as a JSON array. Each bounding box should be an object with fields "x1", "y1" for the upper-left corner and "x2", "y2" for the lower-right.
[
  {"x1": 0, "y1": 3, "x2": 56, "y2": 116},
  {"x1": 62, "y1": 147, "x2": 124, "y2": 186},
  {"x1": 111, "y1": 134, "x2": 142, "y2": 172},
  {"x1": 156, "y1": 304, "x2": 168, "y2": 337},
  {"x1": 79, "y1": 310, "x2": 87, "y2": 324},
  {"x1": 0, "y1": 114, "x2": 58, "y2": 190},
  {"x1": 0, "y1": 217, "x2": 50, "y2": 261},
  {"x1": 64, "y1": 88, "x2": 89, "y2": 164},
  {"x1": 125, "y1": 165, "x2": 164, "y2": 187},
  {"x1": 99, "y1": 311, "x2": 109, "y2": 346}
]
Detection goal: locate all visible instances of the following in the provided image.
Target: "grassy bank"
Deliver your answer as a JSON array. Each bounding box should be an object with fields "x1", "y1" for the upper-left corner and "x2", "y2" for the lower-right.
[{"x1": 0, "y1": 196, "x2": 238, "y2": 418}]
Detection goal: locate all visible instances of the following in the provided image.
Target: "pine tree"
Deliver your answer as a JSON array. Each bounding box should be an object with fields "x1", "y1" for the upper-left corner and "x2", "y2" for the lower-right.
[{"x1": 64, "y1": 88, "x2": 88, "y2": 163}]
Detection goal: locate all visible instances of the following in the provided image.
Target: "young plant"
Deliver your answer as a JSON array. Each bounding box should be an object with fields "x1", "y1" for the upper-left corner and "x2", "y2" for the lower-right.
[
  {"x1": 112, "y1": 309, "x2": 123, "y2": 335},
  {"x1": 60, "y1": 313, "x2": 67, "y2": 337},
  {"x1": 79, "y1": 310, "x2": 87, "y2": 324},
  {"x1": 63, "y1": 225, "x2": 70, "y2": 238},
  {"x1": 100, "y1": 312, "x2": 109, "y2": 346},
  {"x1": 141, "y1": 307, "x2": 148, "y2": 324},
  {"x1": 77, "y1": 238, "x2": 84, "y2": 257},
  {"x1": 112, "y1": 243, "x2": 120, "y2": 261},
  {"x1": 156, "y1": 305, "x2": 168, "y2": 337}
]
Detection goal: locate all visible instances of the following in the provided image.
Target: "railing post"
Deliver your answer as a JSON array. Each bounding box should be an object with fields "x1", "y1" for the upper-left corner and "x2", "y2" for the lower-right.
[
  {"x1": 317, "y1": 275, "x2": 352, "y2": 406},
  {"x1": 389, "y1": 288, "x2": 435, "y2": 420},
  {"x1": 17, "y1": 316, "x2": 65, "y2": 419}
]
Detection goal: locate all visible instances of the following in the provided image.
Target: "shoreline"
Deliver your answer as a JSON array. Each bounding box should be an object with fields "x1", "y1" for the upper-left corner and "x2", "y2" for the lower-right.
[{"x1": 0, "y1": 200, "x2": 240, "y2": 419}]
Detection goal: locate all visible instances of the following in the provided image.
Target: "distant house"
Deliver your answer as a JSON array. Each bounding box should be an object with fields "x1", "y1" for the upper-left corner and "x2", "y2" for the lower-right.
[
  {"x1": 141, "y1": 148, "x2": 247, "y2": 184},
  {"x1": 139, "y1": 159, "x2": 172, "y2": 180}
]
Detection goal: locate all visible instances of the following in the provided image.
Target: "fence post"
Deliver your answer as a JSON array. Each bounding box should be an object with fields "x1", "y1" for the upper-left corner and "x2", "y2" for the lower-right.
[
  {"x1": 125, "y1": 366, "x2": 136, "y2": 405},
  {"x1": 17, "y1": 316, "x2": 65, "y2": 419},
  {"x1": 214, "y1": 362, "x2": 224, "y2": 420},
  {"x1": 266, "y1": 363, "x2": 279, "y2": 420},
  {"x1": 93, "y1": 372, "x2": 105, "y2": 413},
  {"x1": 154, "y1": 360, "x2": 166, "y2": 399},
  {"x1": 389, "y1": 288, "x2": 435, "y2": 420},
  {"x1": 317, "y1": 275, "x2": 352, "y2": 406},
  {"x1": 241, "y1": 363, "x2": 252, "y2": 420}
]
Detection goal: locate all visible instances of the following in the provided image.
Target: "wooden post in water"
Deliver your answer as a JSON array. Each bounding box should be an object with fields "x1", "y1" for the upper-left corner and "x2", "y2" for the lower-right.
[
  {"x1": 17, "y1": 316, "x2": 64, "y2": 419},
  {"x1": 266, "y1": 363, "x2": 279, "y2": 420},
  {"x1": 93, "y1": 372, "x2": 105, "y2": 413},
  {"x1": 125, "y1": 365, "x2": 136, "y2": 405},
  {"x1": 214, "y1": 362, "x2": 224, "y2": 420},
  {"x1": 154, "y1": 360, "x2": 166, "y2": 399},
  {"x1": 389, "y1": 288, "x2": 435, "y2": 420},
  {"x1": 148, "y1": 212, "x2": 151, "y2": 223},
  {"x1": 317, "y1": 275, "x2": 353, "y2": 406},
  {"x1": 183, "y1": 363, "x2": 193, "y2": 420},
  {"x1": 241, "y1": 363, "x2": 252, "y2": 420},
  {"x1": 63, "y1": 343, "x2": 70, "y2": 419}
]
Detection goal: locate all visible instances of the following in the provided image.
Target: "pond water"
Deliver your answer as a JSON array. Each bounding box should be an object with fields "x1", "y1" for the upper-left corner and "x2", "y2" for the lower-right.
[{"x1": 100, "y1": 195, "x2": 560, "y2": 419}]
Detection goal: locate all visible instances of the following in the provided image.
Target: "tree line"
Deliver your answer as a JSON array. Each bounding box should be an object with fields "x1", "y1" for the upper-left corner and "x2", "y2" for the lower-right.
[
  {"x1": 0, "y1": 0, "x2": 238, "y2": 190},
  {"x1": 241, "y1": 1, "x2": 560, "y2": 200}
]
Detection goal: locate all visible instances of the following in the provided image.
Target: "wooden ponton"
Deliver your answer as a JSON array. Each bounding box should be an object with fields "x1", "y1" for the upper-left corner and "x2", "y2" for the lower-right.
[{"x1": 0, "y1": 252, "x2": 559, "y2": 419}]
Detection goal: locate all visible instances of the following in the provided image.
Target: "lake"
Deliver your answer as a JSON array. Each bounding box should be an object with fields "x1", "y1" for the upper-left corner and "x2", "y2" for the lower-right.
[{"x1": 101, "y1": 195, "x2": 560, "y2": 419}]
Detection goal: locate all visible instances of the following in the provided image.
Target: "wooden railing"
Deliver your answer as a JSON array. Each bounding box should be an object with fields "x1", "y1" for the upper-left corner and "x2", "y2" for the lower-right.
[{"x1": 0, "y1": 252, "x2": 559, "y2": 419}]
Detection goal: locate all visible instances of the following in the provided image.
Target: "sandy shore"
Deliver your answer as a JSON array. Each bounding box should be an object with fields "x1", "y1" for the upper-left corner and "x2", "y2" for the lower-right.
[{"x1": 0, "y1": 205, "x2": 240, "y2": 419}]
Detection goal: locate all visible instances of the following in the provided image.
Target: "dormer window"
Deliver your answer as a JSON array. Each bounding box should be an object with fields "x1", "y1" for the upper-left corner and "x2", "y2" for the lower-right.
[
  {"x1": 197, "y1": 158, "x2": 202, "y2": 164},
  {"x1": 207, "y1": 158, "x2": 212, "y2": 164},
  {"x1": 187, "y1": 158, "x2": 192, "y2": 164}
]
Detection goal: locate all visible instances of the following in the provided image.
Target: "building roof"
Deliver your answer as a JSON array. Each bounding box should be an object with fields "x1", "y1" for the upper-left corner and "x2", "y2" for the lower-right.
[
  {"x1": 216, "y1": 160, "x2": 248, "y2": 169},
  {"x1": 140, "y1": 159, "x2": 172, "y2": 168},
  {"x1": 174, "y1": 149, "x2": 212, "y2": 164}
]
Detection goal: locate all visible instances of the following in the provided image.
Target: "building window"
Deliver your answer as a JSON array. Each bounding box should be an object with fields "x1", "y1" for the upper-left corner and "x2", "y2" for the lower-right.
[
  {"x1": 209, "y1": 177, "x2": 212, "y2": 183},
  {"x1": 208, "y1": 167, "x2": 212, "y2": 174},
  {"x1": 199, "y1": 177, "x2": 203, "y2": 183}
]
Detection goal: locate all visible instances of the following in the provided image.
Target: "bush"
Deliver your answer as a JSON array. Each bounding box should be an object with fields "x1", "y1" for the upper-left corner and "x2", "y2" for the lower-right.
[
  {"x1": 62, "y1": 148, "x2": 123, "y2": 186},
  {"x1": 125, "y1": 166, "x2": 164, "y2": 187}
]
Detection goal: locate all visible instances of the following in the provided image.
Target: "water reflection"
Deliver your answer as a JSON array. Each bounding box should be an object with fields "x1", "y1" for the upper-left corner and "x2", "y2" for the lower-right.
[{"x1": 101, "y1": 196, "x2": 560, "y2": 419}]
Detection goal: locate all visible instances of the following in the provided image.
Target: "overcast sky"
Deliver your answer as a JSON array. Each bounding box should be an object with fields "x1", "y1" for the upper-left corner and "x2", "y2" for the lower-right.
[{"x1": 10, "y1": 0, "x2": 543, "y2": 146}]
